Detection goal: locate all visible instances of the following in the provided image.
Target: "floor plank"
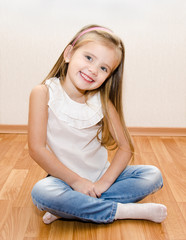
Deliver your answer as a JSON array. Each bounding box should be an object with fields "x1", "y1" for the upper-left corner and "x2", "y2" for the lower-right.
[{"x1": 0, "y1": 169, "x2": 28, "y2": 200}]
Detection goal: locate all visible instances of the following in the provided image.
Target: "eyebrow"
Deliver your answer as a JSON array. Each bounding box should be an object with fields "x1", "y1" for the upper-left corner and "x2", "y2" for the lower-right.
[{"x1": 84, "y1": 51, "x2": 112, "y2": 71}]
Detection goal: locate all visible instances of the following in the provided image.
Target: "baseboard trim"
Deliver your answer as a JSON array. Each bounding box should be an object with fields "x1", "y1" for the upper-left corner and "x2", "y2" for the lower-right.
[
  {"x1": 0, "y1": 125, "x2": 28, "y2": 134},
  {"x1": 128, "y1": 127, "x2": 186, "y2": 136},
  {"x1": 0, "y1": 125, "x2": 186, "y2": 136}
]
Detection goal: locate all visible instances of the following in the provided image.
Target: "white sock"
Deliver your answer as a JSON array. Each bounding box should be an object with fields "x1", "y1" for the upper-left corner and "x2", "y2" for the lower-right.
[
  {"x1": 43, "y1": 212, "x2": 60, "y2": 224},
  {"x1": 115, "y1": 203, "x2": 167, "y2": 223}
]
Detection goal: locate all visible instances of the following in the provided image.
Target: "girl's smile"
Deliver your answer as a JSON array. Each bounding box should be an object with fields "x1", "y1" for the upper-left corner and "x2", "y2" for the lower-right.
[{"x1": 80, "y1": 71, "x2": 95, "y2": 83}]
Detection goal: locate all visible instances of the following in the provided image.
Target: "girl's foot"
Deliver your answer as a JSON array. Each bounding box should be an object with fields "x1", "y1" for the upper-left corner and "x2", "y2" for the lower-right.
[
  {"x1": 43, "y1": 212, "x2": 60, "y2": 224},
  {"x1": 115, "y1": 203, "x2": 167, "y2": 223}
]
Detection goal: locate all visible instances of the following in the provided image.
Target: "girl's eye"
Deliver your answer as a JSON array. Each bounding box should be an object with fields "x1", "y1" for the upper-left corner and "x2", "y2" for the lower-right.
[
  {"x1": 86, "y1": 55, "x2": 92, "y2": 61},
  {"x1": 101, "y1": 66, "x2": 107, "y2": 72}
]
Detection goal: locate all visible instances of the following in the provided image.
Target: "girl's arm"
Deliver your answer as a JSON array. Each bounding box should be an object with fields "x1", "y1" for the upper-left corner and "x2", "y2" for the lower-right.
[
  {"x1": 94, "y1": 101, "x2": 132, "y2": 197},
  {"x1": 28, "y1": 85, "x2": 97, "y2": 197}
]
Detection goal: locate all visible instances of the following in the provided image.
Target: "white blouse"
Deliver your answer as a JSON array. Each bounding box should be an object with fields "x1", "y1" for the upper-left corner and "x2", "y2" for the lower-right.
[{"x1": 45, "y1": 78, "x2": 110, "y2": 182}]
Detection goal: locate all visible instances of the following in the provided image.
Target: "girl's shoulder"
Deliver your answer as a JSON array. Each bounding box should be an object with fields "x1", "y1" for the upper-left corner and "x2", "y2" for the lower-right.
[
  {"x1": 30, "y1": 84, "x2": 49, "y2": 104},
  {"x1": 31, "y1": 84, "x2": 48, "y2": 93},
  {"x1": 44, "y1": 77, "x2": 59, "y2": 88}
]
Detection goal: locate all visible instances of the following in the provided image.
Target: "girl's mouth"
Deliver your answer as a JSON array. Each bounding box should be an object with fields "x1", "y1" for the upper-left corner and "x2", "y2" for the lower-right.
[{"x1": 80, "y1": 72, "x2": 94, "y2": 83}]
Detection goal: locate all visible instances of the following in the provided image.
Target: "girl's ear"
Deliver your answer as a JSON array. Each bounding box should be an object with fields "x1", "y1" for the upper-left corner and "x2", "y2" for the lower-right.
[{"x1": 64, "y1": 45, "x2": 73, "y2": 63}]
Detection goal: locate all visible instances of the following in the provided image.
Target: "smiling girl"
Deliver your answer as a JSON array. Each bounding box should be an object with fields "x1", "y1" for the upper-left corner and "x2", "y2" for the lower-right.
[{"x1": 28, "y1": 25, "x2": 167, "y2": 224}]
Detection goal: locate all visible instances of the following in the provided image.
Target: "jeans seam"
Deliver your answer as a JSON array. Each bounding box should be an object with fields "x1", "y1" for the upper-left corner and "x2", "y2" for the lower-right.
[{"x1": 108, "y1": 180, "x2": 163, "y2": 203}]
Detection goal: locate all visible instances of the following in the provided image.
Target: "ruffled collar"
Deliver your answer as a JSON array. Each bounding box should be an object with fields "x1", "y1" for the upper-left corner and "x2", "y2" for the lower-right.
[{"x1": 45, "y1": 78, "x2": 103, "y2": 129}]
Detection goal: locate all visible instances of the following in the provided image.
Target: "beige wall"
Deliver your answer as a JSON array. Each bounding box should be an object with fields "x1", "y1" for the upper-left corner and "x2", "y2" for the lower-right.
[{"x1": 0, "y1": 0, "x2": 186, "y2": 127}]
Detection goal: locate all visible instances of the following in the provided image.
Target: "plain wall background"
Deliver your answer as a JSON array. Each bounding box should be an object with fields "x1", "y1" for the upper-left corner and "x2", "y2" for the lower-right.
[{"x1": 0, "y1": 0, "x2": 186, "y2": 127}]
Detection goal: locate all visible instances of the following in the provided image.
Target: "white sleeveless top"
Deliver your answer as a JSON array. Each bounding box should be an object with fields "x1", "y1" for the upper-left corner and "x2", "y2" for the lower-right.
[{"x1": 45, "y1": 78, "x2": 110, "y2": 182}]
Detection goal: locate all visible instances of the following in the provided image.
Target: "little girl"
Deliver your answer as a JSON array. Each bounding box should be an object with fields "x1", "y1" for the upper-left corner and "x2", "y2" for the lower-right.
[{"x1": 28, "y1": 24, "x2": 167, "y2": 224}]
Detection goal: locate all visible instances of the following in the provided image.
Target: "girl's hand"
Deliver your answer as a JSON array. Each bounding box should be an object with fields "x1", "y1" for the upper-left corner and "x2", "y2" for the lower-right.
[
  {"x1": 71, "y1": 178, "x2": 97, "y2": 198},
  {"x1": 93, "y1": 180, "x2": 111, "y2": 198}
]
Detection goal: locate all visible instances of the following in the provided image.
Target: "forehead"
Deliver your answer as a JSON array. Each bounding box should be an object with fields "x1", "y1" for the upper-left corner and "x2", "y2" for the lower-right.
[{"x1": 76, "y1": 41, "x2": 120, "y2": 69}]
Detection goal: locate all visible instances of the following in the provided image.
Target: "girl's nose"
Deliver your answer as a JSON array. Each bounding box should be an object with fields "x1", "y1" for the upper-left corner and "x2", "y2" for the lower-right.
[{"x1": 89, "y1": 64, "x2": 98, "y2": 76}]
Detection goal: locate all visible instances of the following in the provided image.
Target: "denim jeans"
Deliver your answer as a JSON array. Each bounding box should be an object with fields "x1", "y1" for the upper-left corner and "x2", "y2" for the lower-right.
[{"x1": 31, "y1": 165, "x2": 163, "y2": 223}]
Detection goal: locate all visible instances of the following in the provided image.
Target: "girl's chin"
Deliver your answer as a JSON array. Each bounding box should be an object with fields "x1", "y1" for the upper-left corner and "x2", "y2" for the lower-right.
[{"x1": 75, "y1": 80, "x2": 95, "y2": 90}]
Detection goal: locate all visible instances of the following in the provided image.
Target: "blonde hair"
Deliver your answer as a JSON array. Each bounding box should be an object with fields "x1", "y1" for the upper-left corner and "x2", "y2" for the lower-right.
[{"x1": 43, "y1": 24, "x2": 134, "y2": 156}]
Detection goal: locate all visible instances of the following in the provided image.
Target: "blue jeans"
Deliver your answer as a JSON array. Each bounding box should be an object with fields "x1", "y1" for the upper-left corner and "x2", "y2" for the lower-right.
[{"x1": 31, "y1": 165, "x2": 163, "y2": 223}]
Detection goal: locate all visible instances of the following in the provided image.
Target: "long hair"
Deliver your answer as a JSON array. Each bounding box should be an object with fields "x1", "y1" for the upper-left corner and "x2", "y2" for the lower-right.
[{"x1": 43, "y1": 24, "x2": 134, "y2": 156}]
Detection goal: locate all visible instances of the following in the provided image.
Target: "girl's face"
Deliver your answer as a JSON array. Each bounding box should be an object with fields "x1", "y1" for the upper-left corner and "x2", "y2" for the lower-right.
[{"x1": 64, "y1": 41, "x2": 119, "y2": 96}]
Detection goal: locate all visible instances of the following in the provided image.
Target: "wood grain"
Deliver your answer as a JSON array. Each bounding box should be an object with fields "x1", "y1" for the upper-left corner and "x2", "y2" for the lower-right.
[{"x1": 0, "y1": 134, "x2": 186, "y2": 240}]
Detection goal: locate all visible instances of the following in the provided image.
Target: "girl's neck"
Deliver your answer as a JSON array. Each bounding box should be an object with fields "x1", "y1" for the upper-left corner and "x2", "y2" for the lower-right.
[{"x1": 60, "y1": 79, "x2": 86, "y2": 104}]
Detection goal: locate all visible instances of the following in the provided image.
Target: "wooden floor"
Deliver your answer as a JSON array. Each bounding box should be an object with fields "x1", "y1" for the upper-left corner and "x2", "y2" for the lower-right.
[{"x1": 0, "y1": 134, "x2": 186, "y2": 240}]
